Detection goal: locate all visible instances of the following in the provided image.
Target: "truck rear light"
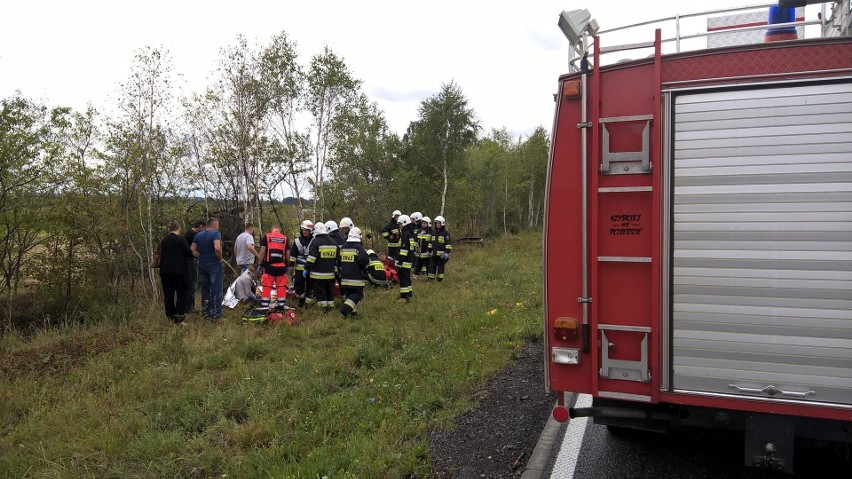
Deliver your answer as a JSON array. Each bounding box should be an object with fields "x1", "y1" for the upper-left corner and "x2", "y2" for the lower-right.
[
  {"x1": 552, "y1": 406, "x2": 570, "y2": 423},
  {"x1": 552, "y1": 347, "x2": 581, "y2": 365},
  {"x1": 562, "y1": 79, "x2": 582, "y2": 98},
  {"x1": 554, "y1": 316, "x2": 579, "y2": 341}
]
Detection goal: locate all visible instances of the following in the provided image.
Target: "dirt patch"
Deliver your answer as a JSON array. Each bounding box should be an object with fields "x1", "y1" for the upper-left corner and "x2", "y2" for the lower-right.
[
  {"x1": 0, "y1": 327, "x2": 143, "y2": 380},
  {"x1": 429, "y1": 340, "x2": 557, "y2": 478}
]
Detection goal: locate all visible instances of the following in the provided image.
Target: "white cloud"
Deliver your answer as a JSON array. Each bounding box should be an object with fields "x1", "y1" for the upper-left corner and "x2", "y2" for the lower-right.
[{"x1": 0, "y1": 0, "x2": 822, "y2": 138}]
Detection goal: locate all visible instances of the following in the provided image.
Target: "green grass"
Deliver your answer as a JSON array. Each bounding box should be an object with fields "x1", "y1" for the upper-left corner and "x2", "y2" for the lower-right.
[{"x1": 0, "y1": 231, "x2": 543, "y2": 478}]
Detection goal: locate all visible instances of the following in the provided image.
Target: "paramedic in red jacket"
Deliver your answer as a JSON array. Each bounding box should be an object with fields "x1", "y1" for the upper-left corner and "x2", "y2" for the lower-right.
[{"x1": 258, "y1": 224, "x2": 290, "y2": 309}]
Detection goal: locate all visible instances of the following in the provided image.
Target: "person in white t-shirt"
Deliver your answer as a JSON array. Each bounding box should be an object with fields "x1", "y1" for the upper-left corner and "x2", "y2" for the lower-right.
[{"x1": 234, "y1": 223, "x2": 261, "y2": 274}]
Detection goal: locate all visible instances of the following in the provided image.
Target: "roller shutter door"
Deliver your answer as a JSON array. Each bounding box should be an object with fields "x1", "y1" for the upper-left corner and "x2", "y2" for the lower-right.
[{"x1": 671, "y1": 81, "x2": 852, "y2": 406}]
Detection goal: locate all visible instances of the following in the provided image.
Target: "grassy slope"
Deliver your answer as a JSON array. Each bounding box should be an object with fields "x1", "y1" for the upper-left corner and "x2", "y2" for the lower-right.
[{"x1": 0, "y1": 232, "x2": 543, "y2": 478}]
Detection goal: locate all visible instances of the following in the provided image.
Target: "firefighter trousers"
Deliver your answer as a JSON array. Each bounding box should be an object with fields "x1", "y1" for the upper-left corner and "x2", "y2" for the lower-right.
[
  {"x1": 398, "y1": 266, "x2": 412, "y2": 299},
  {"x1": 314, "y1": 279, "x2": 335, "y2": 309},
  {"x1": 428, "y1": 256, "x2": 446, "y2": 282},
  {"x1": 339, "y1": 286, "x2": 364, "y2": 315},
  {"x1": 293, "y1": 270, "x2": 313, "y2": 305}
]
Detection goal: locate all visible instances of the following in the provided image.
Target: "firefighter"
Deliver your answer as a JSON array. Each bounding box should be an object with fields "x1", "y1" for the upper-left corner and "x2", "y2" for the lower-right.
[
  {"x1": 326, "y1": 220, "x2": 345, "y2": 246},
  {"x1": 258, "y1": 224, "x2": 290, "y2": 309},
  {"x1": 290, "y1": 220, "x2": 314, "y2": 307},
  {"x1": 414, "y1": 216, "x2": 433, "y2": 277},
  {"x1": 304, "y1": 221, "x2": 338, "y2": 312},
  {"x1": 339, "y1": 217, "x2": 354, "y2": 243},
  {"x1": 365, "y1": 249, "x2": 389, "y2": 287},
  {"x1": 409, "y1": 212, "x2": 423, "y2": 278},
  {"x1": 337, "y1": 227, "x2": 369, "y2": 318},
  {"x1": 380, "y1": 210, "x2": 402, "y2": 260},
  {"x1": 428, "y1": 215, "x2": 452, "y2": 282},
  {"x1": 396, "y1": 214, "x2": 416, "y2": 301}
]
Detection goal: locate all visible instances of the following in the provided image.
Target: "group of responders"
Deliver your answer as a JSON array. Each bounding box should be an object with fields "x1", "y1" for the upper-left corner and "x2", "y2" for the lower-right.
[{"x1": 248, "y1": 210, "x2": 453, "y2": 320}]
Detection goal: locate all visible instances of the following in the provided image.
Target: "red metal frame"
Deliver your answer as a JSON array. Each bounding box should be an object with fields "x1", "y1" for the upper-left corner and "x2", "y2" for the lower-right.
[{"x1": 545, "y1": 36, "x2": 852, "y2": 423}]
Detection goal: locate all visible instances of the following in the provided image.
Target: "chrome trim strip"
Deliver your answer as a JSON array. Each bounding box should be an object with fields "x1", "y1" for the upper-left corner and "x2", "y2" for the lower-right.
[
  {"x1": 581, "y1": 71, "x2": 590, "y2": 345},
  {"x1": 599, "y1": 324, "x2": 652, "y2": 333},
  {"x1": 598, "y1": 256, "x2": 652, "y2": 263},
  {"x1": 598, "y1": 391, "x2": 653, "y2": 402},
  {"x1": 599, "y1": 186, "x2": 653, "y2": 193},
  {"x1": 661, "y1": 91, "x2": 673, "y2": 392},
  {"x1": 661, "y1": 71, "x2": 852, "y2": 89},
  {"x1": 599, "y1": 114, "x2": 654, "y2": 123},
  {"x1": 670, "y1": 389, "x2": 852, "y2": 411}
]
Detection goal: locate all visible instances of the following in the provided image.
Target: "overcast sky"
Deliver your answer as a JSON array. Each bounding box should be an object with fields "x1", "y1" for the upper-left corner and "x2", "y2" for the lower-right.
[{"x1": 0, "y1": 1, "x2": 822, "y2": 138}]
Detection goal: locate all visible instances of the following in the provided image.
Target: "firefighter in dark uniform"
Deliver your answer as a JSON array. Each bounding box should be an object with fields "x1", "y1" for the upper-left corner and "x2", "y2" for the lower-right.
[
  {"x1": 365, "y1": 249, "x2": 389, "y2": 287},
  {"x1": 258, "y1": 224, "x2": 290, "y2": 309},
  {"x1": 289, "y1": 220, "x2": 314, "y2": 306},
  {"x1": 380, "y1": 210, "x2": 402, "y2": 260},
  {"x1": 414, "y1": 216, "x2": 433, "y2": 277},
  {"x1": 428, "y1": 215, "x2": 452, "y2": 282},
  {"x1": 339, "y1": 217, "x2": 354, "y2": 244},
  {"x1": 337, "y1": 227, "x2": 369, "y2": 318},
  {"x1": 326, "y1": 220, "x2": 345, "y2": 246},
  {"x1": 396, "y1": 214, "x2": 415, "y2": 301},
  {"x1": 304, "y1": 222, "x2": 338, "y2": 312}
]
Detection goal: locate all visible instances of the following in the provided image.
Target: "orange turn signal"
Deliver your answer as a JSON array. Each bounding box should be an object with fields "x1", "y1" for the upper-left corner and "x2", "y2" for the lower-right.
[
  {"x1": 562, "y1": 80, "x2": 582, "y2": 98},
  {"x1": 554, "y1": 317, "x2": 579, "y2": 341}
]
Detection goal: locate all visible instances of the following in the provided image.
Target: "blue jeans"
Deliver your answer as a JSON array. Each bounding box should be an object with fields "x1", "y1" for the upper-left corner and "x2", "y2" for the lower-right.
[{"x1": 198, "y1": 261, "x2": 223, "y2": 320}]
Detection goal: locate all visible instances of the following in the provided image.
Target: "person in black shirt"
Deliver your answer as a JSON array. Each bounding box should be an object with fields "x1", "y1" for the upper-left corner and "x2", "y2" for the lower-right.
[
  {"x1": 159, "y1": 220, "x2": 197, "y2": 324},
  {"x1": 184, "y1": 219, "x2": 205, "y2": 313}
]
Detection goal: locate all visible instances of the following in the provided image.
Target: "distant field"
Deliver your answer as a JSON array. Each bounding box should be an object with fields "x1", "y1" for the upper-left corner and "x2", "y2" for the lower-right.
[{"x1": 0, "y1": 232, "x2": 543, "y2": 478}]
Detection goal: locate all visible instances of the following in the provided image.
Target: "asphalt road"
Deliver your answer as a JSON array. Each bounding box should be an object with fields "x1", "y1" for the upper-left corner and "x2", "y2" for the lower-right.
[{"x1": 544, "y1": 395, "x2": 851, "y2": 479}]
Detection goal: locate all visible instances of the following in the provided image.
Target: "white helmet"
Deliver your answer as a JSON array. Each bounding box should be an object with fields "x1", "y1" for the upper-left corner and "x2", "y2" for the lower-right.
[
  {"x1": 411, "y1": 212, "x2": 423, "y2": 222},
  {"x1": 366, "y1": 249, "x2": 375, "y2": 255},
  {"x1": 300, "y1": 220, "x2": 314, "y2": 231},
  {"x1": 434, "y1": 215, "x2": 445, "y2": 224},
  {"x1": 325, "y1": 220, "x2": 338, "y2": 232},
  {"x1": 422, "y1": 216, "x2": 431, "y2": 225},
  {"x1": 340, "y1": 217, "x2": 354, "y2": 229},
  {"x1": 397, "y1": 214, "x2": 412, "y2": 227},
  {"x1": 312, "y1": 222, "x2": 328, "y2": 236},
  {"x1": 392, "y1": 210, "x2": 401, "y2": 217},
  {"x1": 347, "y1": 227, "x2": 362, "y2": 242}
]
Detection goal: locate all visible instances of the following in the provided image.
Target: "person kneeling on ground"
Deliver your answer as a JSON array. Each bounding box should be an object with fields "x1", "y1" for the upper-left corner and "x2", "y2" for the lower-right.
[
  {"x1": 377, "y1": 251, "x2": 399, "y2": 285},
  {"x1": 338, "y1": 227, "x2": 369, "y2": 318},
  {"x1": 235, "y1": 264, "x2": 262, "y2": 306},
  {"x1": 366, "y1": 249, "x2": 390, "y2": 287}
]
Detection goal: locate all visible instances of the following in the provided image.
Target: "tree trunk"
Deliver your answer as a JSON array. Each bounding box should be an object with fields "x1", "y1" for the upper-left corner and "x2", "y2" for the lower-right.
[
  {"x1": 440, "y1": 160, "x2": 448, "y2": 217},
  {"x1": 66, "y1": 236, "x2": 74, "y2": 304},
  {"x1": 528, "y1": 177, "x2": 535, "y2": 228}
]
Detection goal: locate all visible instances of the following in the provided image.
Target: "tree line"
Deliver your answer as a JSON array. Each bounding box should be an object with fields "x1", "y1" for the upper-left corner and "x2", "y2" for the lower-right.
[{"x1": 0, "y1": 31, "x2": 549, "y2": 329}]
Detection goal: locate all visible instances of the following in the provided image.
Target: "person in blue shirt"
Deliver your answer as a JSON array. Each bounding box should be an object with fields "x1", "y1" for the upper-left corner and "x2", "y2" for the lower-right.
[{"x1": 191, "y1": 217, "x2": 224, "y2": 322}]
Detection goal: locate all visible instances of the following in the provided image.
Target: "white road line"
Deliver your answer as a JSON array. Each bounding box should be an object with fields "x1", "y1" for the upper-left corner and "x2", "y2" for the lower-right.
[{"x1": 550, "y1": 393, "x2": 593, "y2": 479}]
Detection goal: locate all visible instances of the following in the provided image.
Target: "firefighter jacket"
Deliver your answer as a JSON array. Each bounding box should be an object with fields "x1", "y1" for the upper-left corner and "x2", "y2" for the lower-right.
[
  {"x1": 366, "y1": 252, "x2": 388, "y2": 283},
  {"x1": 416, "y1": 227, "x2": 434, "y2": 258},
  {"x1": 380, "y1": 218, "x2": 401, "y2": 248},
  {"x1": 397, "y1": 223, "x2": 416, "y2": 268},
  {"x1": 262, "y1": 231, "x2": 290, "y2": 276},
  {"x1": 290, "y1": 234, "x2": 312, "y2": 271},
  {"x1": 329, "y1": 230, "x2": 345, "y2": 246},
  {"x1": 305, "y1": 234, "x2": 339, "y2": 280},
  {"x1": 338, "y1": 240, "x2": 369, "y2": 287},
  {"x1": 431, "y1": 228, "x2": 452, "y2": 259}
]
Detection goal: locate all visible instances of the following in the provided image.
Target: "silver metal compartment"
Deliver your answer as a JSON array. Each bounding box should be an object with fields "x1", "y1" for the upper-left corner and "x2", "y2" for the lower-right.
[{"x1": 670, "y1": 81, "x2": 852, "y2": 406}]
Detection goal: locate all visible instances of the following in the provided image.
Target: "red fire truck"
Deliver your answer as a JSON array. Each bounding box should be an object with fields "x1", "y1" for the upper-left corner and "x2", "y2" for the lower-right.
[{"x1": 544, "y1": 1, "x2": 851, "y2": 472}]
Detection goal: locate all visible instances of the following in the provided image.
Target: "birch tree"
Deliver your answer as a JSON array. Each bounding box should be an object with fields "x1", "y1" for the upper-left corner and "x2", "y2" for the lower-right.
[
  {"x1": 305, "y1": 46, "x2": 361, "y2": 221},
  {"x1": 410, "y1": 82, "x2": 479, "y2": 217}
]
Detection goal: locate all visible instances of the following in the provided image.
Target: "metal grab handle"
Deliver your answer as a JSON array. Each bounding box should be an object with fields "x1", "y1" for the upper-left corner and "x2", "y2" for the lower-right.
[{"x1": 729, "y1": 384, "x2": 816, "y2": 399}]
